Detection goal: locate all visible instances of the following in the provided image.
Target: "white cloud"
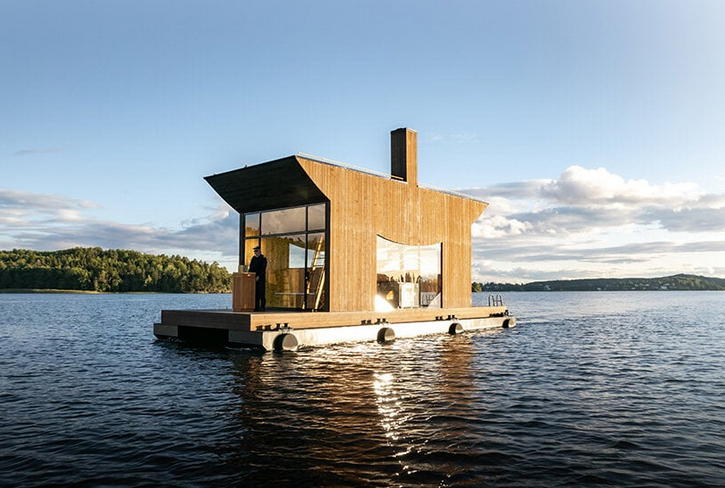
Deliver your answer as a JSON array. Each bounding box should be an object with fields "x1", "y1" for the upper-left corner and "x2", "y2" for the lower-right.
[
  {"x1": 12, "y1": 147, "x2": 65, "y2": 157},
  {"x1": 465, "y1": 165, "x2": 725, "y2": 235},
  {"x1": 3, "y1": 164, "x2": 725, "y2": 283},
  {"x1": 463, "y1": 166, "x2": 725, "y2": 282},
  {"x1": 0, "y1": 189, "x2": 97, "y2": 214},
  {"x1": 472, "y1": 215, "x2": 532, "y2": 239},
  {"x1": 0, "y1": 188, "x2": 238, "y2": 269},
  {"x1": 540, "y1": 165, "x2": 703, "y2": 206}
]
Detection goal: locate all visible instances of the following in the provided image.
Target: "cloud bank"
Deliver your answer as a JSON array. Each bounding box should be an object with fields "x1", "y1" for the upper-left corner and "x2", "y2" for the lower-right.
[
  {"x1": 2, "y1": 165, "x2": 724, "y2": 281},
  {"x1": 463, "y1": 166, "x2": 725, "y2": 282},
  {"x1": 0, "y1": 188, "x2": 238, "y2": 269}
]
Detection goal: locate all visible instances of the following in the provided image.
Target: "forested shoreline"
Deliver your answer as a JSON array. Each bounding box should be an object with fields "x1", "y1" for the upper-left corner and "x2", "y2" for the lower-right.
[
  {"x1": 4, "y1": 248, "x2": 722, "y2": 295},
  {"x1": 473, "y1": 274, "x2": 725, "y2": 292},
  {"x1": 0, "y1": 248, "x2": 231, "y2": 293}
]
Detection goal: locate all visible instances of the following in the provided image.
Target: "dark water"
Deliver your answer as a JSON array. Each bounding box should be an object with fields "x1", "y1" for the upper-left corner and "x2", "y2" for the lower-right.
[{"x1": 1, "y1": 292, "x2": 724, "y2": 487}]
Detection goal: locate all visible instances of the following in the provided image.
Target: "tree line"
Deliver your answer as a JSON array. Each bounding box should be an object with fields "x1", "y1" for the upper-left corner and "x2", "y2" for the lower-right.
[
  {"x1": 473, "y1": 274, "x2": 725, "y2": 292},
  {"x1": 0, "y1": 248, "x2": 231, "y2": 293}
]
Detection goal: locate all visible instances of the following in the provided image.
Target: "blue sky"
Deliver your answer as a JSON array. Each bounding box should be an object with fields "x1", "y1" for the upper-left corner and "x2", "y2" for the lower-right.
[{"x1": 2, "y1": 0, "x2": 724, "y2": 282}]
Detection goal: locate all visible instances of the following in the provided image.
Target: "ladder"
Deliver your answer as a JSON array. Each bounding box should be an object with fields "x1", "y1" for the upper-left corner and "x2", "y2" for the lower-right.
[
  {"x1": 488, "y1": 294, "x2": 504, "y2": 307},
  {"x1": 306, "y1": 239, "x2": 326, "y2": 310}
]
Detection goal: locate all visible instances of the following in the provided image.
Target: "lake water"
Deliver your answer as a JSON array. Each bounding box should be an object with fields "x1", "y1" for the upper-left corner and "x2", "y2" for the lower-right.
[{"x1": 1, "y1": 291, "x2": 723, "y2": 487}]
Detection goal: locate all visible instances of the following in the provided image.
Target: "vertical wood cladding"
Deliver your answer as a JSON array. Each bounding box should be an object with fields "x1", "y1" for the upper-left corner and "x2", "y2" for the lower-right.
[
  {"x1": 297, "y1": 156, "x2": 487, "y2": 312},
  {"x1": 206, "y1": 129, "x2": 488, "y2": 313}
]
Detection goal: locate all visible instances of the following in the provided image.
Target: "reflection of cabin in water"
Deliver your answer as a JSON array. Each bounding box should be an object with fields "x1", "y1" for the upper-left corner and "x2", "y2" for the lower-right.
[
  {"x1": 205, "y1": 128, "x2": 487, "y2": 313},
  {"x1": 154, "y1": 127, "x2": 514, "y2": 351}
]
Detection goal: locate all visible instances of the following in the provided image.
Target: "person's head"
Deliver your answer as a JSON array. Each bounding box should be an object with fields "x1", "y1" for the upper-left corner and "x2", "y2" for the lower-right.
[{"x1": 253, "y1": 246, "x2": 261, "y2": 256}]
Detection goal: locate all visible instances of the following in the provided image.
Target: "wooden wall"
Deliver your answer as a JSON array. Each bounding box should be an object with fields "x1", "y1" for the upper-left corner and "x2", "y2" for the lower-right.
[{"x1": 297, "y1": 155, "x2": 487, "y2": 312}]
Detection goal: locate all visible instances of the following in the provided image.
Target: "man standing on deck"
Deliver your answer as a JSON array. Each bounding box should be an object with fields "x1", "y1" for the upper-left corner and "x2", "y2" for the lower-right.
[{"x1": 249, "y1": 246, "x2": 267, "y2": 311}]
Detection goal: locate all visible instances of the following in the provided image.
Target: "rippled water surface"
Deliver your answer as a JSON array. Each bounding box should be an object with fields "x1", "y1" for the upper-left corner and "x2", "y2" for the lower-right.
[{"x1": 1, "y1": 292, "x2": 724, "y2": 487}]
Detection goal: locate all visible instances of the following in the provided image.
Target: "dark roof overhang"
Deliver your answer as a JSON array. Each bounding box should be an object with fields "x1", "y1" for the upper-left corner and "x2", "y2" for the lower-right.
[{"x1": 204, "y1": 156, "x2": 328, "y2": 214}]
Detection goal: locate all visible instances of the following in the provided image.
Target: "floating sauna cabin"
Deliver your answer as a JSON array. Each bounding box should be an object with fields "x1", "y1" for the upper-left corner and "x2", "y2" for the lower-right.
[{"x1": 154, "y1": 128, "x2": 514, "y2": 350}]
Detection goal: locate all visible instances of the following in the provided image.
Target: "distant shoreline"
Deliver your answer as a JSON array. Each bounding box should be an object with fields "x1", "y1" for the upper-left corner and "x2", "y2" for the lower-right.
[
  {"x1": 0, "y1": 289, "x2": 101, "y2": 294},
  {"x1": 474, "y1": 273, "x2": 725, "y2": 292},
  {"x1": 475, "y1": 289, "x2": 725, "y2": 292},
  {"x1": 0, "y1": 289, "x2": 229, "y2": 294},
  {"x1": 0, "y1": 248, "x2": 231, "y2": 293}
]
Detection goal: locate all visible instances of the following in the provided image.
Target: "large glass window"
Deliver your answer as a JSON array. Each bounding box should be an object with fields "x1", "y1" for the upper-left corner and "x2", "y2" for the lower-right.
[
  {"x1": 244, "y1": 213, "x2": 260, "y2": 237},
  {"x1": 262, "y1": 207, "x2": 306, "y2": 235},
  {"x1": 376, "y1": 236, "x2": 441, "y2": 311},
  {"x1": 308, "y1": 204, "x2": 326, "y2": 231},
  {"x1": 242, "y1": 204, "x2": 327, "y2": 311},
  {"x1": 265, "y1": 233, "x2": 307, "y2": 309}
]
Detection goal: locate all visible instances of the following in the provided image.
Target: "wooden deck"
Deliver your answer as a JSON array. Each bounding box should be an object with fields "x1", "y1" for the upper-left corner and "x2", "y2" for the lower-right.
[{"x1": 159, "y1": 305, "x2": 509, "y2": 333}]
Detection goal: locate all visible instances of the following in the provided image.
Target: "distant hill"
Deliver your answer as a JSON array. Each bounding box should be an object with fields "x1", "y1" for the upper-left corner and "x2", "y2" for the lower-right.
[
  {"x1": 474, "y1": 274, "x2": 725, "y2": 292},
  {"x1": 0, "y1": 248, "x2": 231, "y2": 293}
]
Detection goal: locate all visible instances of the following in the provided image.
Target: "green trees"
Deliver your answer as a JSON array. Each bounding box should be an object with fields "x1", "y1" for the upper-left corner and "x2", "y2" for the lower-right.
[
  {"x1": 472, "y1": 274, "x2": 725, "y2": 292},
  {"x1": 0, "y1": 248, "x2": 231, "y2": 293}
]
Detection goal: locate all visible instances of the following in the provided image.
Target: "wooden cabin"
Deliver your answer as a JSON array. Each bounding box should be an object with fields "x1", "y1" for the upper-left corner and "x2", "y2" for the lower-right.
[
  {"x1": 205, "y1": 128, "x2": 487, "y2": 314},
  {"x1": 155, "y1": 127, "x2": 513, "y2": 351}
]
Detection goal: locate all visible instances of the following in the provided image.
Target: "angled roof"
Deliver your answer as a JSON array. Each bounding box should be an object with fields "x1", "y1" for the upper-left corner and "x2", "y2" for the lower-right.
[
  {"x1": 204, "y1": 156, "x2": 328, "y2": 214},
  {"x1": 206, "y1": 152, "x2": 488, "y2": 218}
]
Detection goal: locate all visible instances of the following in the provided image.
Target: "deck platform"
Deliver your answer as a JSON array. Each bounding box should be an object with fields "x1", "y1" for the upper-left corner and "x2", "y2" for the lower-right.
[{"x1": 154, "y1": 305, "x2": 515, "y2": 351}]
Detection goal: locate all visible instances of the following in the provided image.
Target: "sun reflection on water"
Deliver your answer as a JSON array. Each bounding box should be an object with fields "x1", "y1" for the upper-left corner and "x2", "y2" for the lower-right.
[
  {"x1": 373, "y1": 371, "x2": 420, "y2": 475},
  {"x1": 373, "y1": 372, "x2": 401, "y2": 440}
]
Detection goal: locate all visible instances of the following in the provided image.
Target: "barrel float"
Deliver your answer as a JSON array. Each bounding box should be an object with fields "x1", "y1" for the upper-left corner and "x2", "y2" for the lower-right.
[
  {"x1": 377, "y1": 327, "x2": 395, "y2": 343},
  {"x1": 448, "y1": 322, "x2": 463, "y2": 335},
  {"x1": 274, "y1": 333, "x2": 299, "y2": 351}
]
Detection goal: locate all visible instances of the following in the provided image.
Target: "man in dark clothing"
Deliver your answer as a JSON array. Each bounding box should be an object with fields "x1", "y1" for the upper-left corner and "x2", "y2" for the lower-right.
[{"x1": 248, "y1": 246, "x2": 267, "y2": 311}]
